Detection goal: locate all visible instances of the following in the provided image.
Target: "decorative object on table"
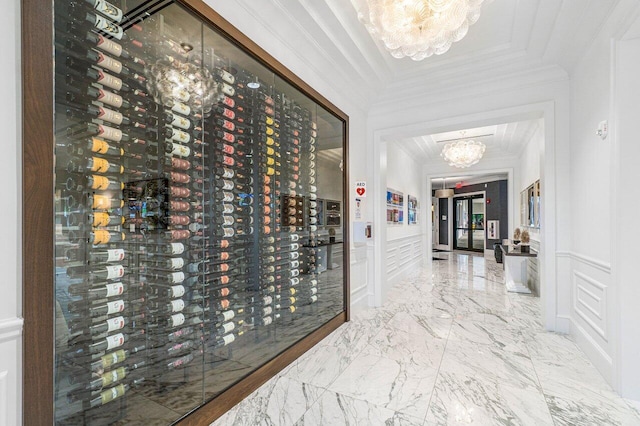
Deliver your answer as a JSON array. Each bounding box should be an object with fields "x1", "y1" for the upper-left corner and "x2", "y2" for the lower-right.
[
  {"x1": 329, "y1": 227, "x2": 336, "y2": 243},
  {"x1": 520, "y1": 230, "x2": 530, "y2": 253},
  {"x1": 513, "y1": 227, "x2": 521, "y2": 245},
  {"x1": 355, "y1": 0, "x2": 486, "y2": 60}
]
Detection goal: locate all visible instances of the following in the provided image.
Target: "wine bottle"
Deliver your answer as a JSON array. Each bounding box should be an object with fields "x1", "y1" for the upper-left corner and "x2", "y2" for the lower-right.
[
  {"x1": 147, "y1": 284, "x2": 186, "y2": 299},
  {"x1": 84, "y1": 11, "x2": 127, "y2": 40},
  {"x1": 65, "y1": 138, "x2": 123, "y2": 158},
  {"x1": 67, "y1": 281, "x2": 130, "y2": 299},
  {"x1": 90, "y1": 345, "x2": 146, "y2": 372},
  {"x1": 67, "y1": 264, "x2": 125, "y2": 281},
  {"x1": 88, "y1": 380, "x2": 143, "y2": 408},
  {"x1": 166, "y1": 350, "x2": 201, "y2": 370},
  {"x1": 84, "y1": 0, "x2": 125, "y2": 23},
  {"x1": 140, "y1": 270, "x2": 185, "y2": 284},
  {"x1": 166, "y1": 326, "x2": 195, "y2": 342},
  {"x1": 209, "y1": 332, "x2": 243, "y2": 349},
  {"x1": 87, "y1": 194, "x2": 124, "y2": 210},
  {"x1": 89, "y1": 230, "x2": 125, "y2": 245},
  {"x1": 161, "y1": 339, "x2": 198, "y2": 359},
  {"x1": 66, "y1": 247, "x2": 125, "y2": 264},
  {"x1": 147, "y1": 298, "x2": 187, "y2": 314},
  {"x1": 85, "y1": 360, "x2": 146, "y2": 393},
  {"x1": 66, "y1": 156, "x2": 124, "y2": 175},
  {"x1": 66, "y1": 103, "x2": 147, "y2": 129},
  {"x1": 67, "y1": 296, "x2": 143, "y2": 318},
  {"x1": 141, "y1": 242, "x2": 185, "y2": 255},
  {"x1": 64, "y1": 84, "x2": 139, "y2": 112},
  {"x1": 145, "y1": 141, "x2": 192, "y2": 158},
  {"x1": 140, "y1": 257, "x2": 185, "y2": 270}
]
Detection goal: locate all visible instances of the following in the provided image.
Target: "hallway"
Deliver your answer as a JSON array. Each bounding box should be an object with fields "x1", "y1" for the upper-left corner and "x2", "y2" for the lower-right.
[{"x1": 213, "y1": 254, "x2": 640, "y2": 425}]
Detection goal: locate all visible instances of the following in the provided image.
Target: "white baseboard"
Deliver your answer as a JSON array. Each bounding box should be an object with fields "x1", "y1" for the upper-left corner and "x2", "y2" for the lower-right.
[
  {"x1": 571, "y1": 317, "x2": 614, "y2": 387},
  {"x1": 555, "y1": 315, "x2": 571, "y2": 333}
]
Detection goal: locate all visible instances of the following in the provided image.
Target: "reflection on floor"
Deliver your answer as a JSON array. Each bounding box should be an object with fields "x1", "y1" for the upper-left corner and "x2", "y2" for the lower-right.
[{"x1": 211, "y1": 253, "x2": 640, "y2": 425}]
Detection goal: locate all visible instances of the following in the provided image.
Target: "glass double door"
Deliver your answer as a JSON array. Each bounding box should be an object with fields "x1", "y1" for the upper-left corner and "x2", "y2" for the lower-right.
[{"x1": 454, "y1": 195, "x2": 485, "y2": 252}]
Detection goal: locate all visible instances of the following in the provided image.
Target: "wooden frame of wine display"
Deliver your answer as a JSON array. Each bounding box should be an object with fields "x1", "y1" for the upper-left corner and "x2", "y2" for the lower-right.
[{"x1": 22, "y1": 0, "x2": 350, "y2": 424}]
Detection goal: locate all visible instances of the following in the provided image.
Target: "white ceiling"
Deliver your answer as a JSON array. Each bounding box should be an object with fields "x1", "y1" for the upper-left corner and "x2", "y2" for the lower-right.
[
  {"x1": 222, "y1": 0, "x2": 623, "y2": 169},
  {"x1": 397, "y1": 118, "x2": 542, "y2": 164},
  {"x1": 229, "y1": 0, "x2": 621, "y2": 107}
]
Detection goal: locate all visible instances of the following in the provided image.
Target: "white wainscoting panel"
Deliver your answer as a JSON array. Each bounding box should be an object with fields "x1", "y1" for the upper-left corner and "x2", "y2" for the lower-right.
[
  {"x1": 349, "y1": 245, "x2": 369, "y2": 308},
  {"x1": 573, "y1": 270, "x2": 607, "y2": 340},
  {"x1": 386, "y1": 234, "x2": 423, "y2": 283},
  {"x1": 566, "y1": 252, "x2": 613, "y2": 386}
]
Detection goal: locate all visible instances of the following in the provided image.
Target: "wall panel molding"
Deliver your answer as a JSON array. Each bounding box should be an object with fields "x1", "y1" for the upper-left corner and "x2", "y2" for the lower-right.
[
  {"x1": 557, "y1": 251, "x2": 611, "y2": 273},
  {"x1": 0, "y1": 318, "x2": 23, "y2": 344},
  {"x1": 386, "y1": 235, "x2": 423, "y2": 282},
  {"x1": 572, "y1": 270, "x2": 607, "y2": 341}
]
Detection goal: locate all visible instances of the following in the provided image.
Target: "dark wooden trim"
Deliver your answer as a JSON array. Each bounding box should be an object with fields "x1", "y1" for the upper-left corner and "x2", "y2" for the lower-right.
[
  {"x1": 21, "y1": 0, "x2": 349, "y2": 423},
  {"x1": 22, "y1": 0, "x2": 55, "y2": 424},
  {"x1": 178, "y1": 312, "x2": 347, "y2": 425},
  {"x1": 343, "y1": 119, "x2": 351, "y2": 322}
]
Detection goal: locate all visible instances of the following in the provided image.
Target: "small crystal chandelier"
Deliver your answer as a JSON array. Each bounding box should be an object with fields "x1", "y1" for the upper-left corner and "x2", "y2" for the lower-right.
[
  {"x1": 356, "y1": 0, "x2": 484, "y2": 60},
  {"x1": 146, "y1": 43, "x2": 220, "y2": 115},
  {"x1": 441, "y1": 133, "x2": 486, "y2": 168}
]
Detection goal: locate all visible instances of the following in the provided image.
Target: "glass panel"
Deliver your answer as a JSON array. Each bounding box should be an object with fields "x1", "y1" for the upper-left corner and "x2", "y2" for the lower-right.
[
  {"x1": 52, "y1": 0, "x2": 346, "y2": 424},
  {"x1": 471, "y1": 198, "x2": 484, "y2": 250},
  {"x1": 455, "y1": 199, "x2": 468, "y2": 249}
]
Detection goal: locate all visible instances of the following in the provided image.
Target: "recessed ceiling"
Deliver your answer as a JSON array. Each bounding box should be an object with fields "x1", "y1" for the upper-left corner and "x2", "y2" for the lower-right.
[
  {"x1": 222, "y1": 0, "x2": 623, "y2": 107},
  {"x1": 394, "y1": 118, "x2": 541, "y2": 164},
  {"x1": 431, "y1": 173, "x2": 508, "y2": 189}
]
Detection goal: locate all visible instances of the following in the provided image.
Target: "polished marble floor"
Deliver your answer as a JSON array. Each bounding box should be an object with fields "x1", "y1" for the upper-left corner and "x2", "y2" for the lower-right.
[{"x1": 211, "y1": 252, "x2": 640, "y2": 426}]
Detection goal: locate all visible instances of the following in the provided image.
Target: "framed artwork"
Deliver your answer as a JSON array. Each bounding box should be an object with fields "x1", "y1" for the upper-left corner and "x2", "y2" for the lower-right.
[
  {"x1": 408, "y1": 195, "x2": 418, "y2": 225},
  {"x1": 487, "y1": 220, "x2": 499, "y2": 239},
  {"x1": 386, "y1": 188, "x2": 404, "y2": 224}
]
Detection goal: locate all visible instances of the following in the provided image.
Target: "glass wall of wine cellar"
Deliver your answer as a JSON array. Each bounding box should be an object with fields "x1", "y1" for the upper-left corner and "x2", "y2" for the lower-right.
[{"x1": 51, "y1": 0, "x2": 347, "y2": 423}]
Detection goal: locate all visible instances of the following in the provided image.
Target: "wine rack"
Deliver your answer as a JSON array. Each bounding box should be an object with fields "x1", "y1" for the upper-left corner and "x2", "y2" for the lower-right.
[{"x1": 45, "y1": 0, "x2": 346, "y2": 424}]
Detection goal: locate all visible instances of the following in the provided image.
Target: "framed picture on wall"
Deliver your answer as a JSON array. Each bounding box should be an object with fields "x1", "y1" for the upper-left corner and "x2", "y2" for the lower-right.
[
  {"x1": 386, "y1": 188, "x2": 404, "y2": 224},
  {"x1": 408, "y1": 195, "x2": 418, "y2": 225},
  {"x1": 487, "y1": 220, "x2": 499, "y2": 239}
]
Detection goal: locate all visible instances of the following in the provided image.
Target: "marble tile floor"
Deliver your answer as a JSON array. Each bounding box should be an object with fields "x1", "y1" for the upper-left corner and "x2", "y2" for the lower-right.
[{"x1": 212, "y1": 252, "x2": 640, "y2": 426}]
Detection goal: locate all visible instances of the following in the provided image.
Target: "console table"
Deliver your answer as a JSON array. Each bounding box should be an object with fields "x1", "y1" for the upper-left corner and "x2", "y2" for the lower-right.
[{"x1": 500, "y1": 245, "x2": 537, "y2": 294}]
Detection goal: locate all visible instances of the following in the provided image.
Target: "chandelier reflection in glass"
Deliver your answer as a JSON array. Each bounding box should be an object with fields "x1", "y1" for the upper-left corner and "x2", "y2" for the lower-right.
[
  {"x1": 357, "y1": 0, "x2": 484, "y2": 60},
  {"x1": 441, "y1": 138, "x2": 486, "y2": 168},
  {"x1": 146, "y1": 44, "x2": 220, "y2": 115}
]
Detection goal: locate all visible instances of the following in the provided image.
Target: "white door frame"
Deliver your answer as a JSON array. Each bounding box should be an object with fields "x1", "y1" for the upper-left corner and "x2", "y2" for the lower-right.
[
  {"x1": 433, "y1": 196, "x2": 453, "y2": 251},
  {"x1": 371, "y1": 101, "x2": 560, "y2": 333},
  {"x1": 451, "y1": 190, "x2": 486, "y2": 253}
]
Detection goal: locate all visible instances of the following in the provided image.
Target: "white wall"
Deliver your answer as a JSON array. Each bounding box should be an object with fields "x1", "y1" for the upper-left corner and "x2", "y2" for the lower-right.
[
  {"x1": 517, "y1": 120, "x2": 543, "y2": 241},
  {"x1": 384, "y1": 143, "x2": 424, "y2": 283},
  {"x1": 568, "y1": 9, "x2": 616, "y2": 390},
  {"x1": 386, "y1": 143, "x2": 423, "y2": 241},
  {"x1": 568, "y1": 0, "x2": 640, "y2": 400},
  {"x1": 0, "y1": 0, "x2": 21, "y2": 423},
  {"x1": 614, "y1": 26, "x2": 640, "y2": 401}
]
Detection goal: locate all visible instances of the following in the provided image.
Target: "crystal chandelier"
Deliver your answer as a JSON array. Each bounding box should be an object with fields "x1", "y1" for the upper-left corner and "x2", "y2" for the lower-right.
[
  {"x1": 146, "y1": 43, "x2": 220, "y2": 115},
  {"x1": 356, "y1": 0, "x2": 484, "y2": 60},
  {"x1": 441, "y1": 138, "x2": 486, "y2": 168}
]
